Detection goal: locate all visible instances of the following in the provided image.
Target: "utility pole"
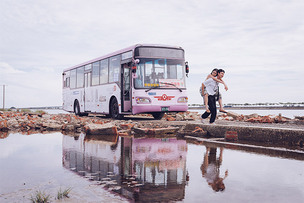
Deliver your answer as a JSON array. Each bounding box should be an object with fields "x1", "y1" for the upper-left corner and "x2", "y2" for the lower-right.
[{"x1": 2, "y1": 85, "x2": 6, "y2": 110}]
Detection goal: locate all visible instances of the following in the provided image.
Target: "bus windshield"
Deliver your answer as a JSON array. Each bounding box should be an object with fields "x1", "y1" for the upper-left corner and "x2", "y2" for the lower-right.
[{"x1": 134, "y1": 58, "x2": 186, "y2": 89}]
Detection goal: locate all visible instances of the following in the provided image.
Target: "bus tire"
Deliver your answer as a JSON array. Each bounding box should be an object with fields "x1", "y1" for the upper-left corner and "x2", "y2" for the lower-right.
[
  {"x1": 152, "y1": 112, "x2": 164, "y2": 120},
  {"x1": 74, "y1": 100, "x2": 80, "y2": 116},
  {"x1": 109, "y1": 97, "x2": 120, "y2": 119}
]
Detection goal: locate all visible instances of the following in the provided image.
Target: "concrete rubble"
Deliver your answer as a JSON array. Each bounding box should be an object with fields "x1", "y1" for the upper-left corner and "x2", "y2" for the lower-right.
[
  {"x1": 0, "y1": 111, "x2": 185, "y2": 136},
  {"x1": 1, "y1": 110, "x2": 303, "y2": 147}
]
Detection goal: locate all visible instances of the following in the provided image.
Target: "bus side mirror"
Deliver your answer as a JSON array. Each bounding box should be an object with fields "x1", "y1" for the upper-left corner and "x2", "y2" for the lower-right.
[
  {"x1": 185, "y1": 61, "x2": 189, "y2": 77},
  {"x1": 132, "y1": 59, "x2": 140, "y2": 73},
  {"x1": 132, "y1": 65, "x2": 136, "y2": 73}
]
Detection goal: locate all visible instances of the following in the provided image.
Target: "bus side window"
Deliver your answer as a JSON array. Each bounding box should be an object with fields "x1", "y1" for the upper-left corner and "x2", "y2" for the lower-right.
[
  {"x1": 92, "y1": 61, "x2": 100, "y2": 86},
  {"x1": 63, "y1": 71, "x2": 70, "y2": 88},
  {"x1": 100, "y1": 59, "x2": 109, "y2": 84},
  {"x1": 70, "y1": 69, "x2": 76, "y2": 89},
  {"x1": 109, "y1": 55, "x2": 120, "y2": 83},
  {"x1": 65, "y1": 77, "x2": 70, "y2": 88},
  {"x1": 76, "y1": 66, "x2": 84, "y2": 88}
]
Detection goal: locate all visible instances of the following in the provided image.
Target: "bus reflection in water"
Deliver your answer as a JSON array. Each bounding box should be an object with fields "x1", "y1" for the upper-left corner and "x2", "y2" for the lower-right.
[{"x1": 62, "y1": 134, "x2": 188, "y2": 202}]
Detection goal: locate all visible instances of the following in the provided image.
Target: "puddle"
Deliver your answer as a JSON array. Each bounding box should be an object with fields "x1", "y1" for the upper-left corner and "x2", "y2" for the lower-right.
[{"x1": 0, "y1": 132, "x2": 304, "y2": 202}]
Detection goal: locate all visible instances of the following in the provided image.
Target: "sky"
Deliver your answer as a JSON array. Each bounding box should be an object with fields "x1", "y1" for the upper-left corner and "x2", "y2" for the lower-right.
[{"x1": 1, "y1": 0, "x2": 304, "y2": 108}]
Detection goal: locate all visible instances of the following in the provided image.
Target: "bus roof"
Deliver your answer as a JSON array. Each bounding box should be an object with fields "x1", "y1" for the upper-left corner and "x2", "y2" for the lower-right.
[{"x1": 63, "y1": 44, "x2": 183, "y2": 72}]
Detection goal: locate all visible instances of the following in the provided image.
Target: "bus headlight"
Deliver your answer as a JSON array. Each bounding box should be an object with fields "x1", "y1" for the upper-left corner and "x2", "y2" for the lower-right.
[
  {"x1": 136, "y1": 97, "x2": 151, "y2": 104},
  {"x1": 177, "y1": 97, "x2": 188, "y2": 103}
]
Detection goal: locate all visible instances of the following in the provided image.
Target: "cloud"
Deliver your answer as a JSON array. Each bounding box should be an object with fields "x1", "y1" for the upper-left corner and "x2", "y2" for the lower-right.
[
  {"x1": 0, "y1": 0, "x2": 304, "y2": 107},
  {"x1": 0, "y1": 62, "x2": 62, "y2": 108},
  {"x1": 0, "y1": 62, "x2": 24, "y2": 74}
]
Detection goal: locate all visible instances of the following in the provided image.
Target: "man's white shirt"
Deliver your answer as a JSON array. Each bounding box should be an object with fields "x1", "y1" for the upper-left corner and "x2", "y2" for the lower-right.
[{"x1": 203, "y1": 78, "x2": 218, "y2": 96}]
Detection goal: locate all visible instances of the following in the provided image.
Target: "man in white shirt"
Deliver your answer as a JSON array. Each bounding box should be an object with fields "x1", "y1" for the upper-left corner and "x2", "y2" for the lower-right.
[{"x1": 201, "y1": 69, "x2": 226, "y2": 124}]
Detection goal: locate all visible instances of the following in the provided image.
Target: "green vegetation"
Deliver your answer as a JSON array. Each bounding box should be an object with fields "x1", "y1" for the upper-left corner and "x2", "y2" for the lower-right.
[
  {"x1": 34, "y1": 110, "x2": 46, "y2": 114},
  {"x1": 56, "y1": 187, "x2": 72, "y2": 200},
  {"x1": 21, "y1": 108, "x2": 32, "y2": 113},
  {"x1": 29, "y1": 188, "x2": 72, "y2": 202},
  {"x1": 30, "y1": 190, "x2": 50, "y2": 203}
]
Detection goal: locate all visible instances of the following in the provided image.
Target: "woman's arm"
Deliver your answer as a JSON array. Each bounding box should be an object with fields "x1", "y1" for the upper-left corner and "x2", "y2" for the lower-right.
[{"x1": 209, "y1": 74, "x2": 224, "y2": 84}]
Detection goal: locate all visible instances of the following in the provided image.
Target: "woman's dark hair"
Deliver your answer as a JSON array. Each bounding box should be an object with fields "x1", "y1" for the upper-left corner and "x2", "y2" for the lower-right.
[{"x1": 211, "y1": 68, "x2": 218, "y2": 75}]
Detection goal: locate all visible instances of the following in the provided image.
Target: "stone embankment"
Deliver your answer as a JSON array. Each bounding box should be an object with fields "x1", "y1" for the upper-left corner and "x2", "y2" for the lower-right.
[
  {"x1": 1, "y1": 111, "x2": 304, "y2": 147},
  {"x1": 0, "y1": 111, "x2": 183, "y2": 136}
]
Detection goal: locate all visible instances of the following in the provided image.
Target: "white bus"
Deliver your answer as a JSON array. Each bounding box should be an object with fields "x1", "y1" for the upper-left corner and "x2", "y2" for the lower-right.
[{"x1": 62, "y1": 44, "x2": 189, "y2": 119}]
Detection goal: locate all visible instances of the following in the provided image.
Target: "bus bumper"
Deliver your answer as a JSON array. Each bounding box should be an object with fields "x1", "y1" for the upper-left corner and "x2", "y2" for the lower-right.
[{"x1": 132, "y1": 105, "x2": 188, "y2": 114}]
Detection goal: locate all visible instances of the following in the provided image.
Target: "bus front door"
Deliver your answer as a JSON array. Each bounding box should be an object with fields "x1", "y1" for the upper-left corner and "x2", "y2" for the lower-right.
[
  {"x1": 121, "y1": 65, "x2": 131, "y2": 112},
  {"x1": 84, "y1": 72, "x2": 91, "y2": 112}
]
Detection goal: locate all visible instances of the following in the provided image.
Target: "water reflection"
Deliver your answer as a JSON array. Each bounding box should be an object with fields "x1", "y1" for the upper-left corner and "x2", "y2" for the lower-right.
[
  {"x1": 62, "y1": 133, "x2": 187, "y2": 202},
  {"x1": 201, "y1": 147, "x2": 228, "y2": 192}
]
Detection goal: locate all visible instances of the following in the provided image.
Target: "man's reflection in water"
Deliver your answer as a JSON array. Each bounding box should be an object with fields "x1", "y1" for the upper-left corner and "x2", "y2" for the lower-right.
[{"x1": 200, "y1": 147, "x2": 228, "y2": 192}]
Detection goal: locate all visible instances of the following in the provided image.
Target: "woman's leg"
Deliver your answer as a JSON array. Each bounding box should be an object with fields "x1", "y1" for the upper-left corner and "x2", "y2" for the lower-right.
[{"x1": 204, "y1": 94, "x2": 210, "y2": 113}]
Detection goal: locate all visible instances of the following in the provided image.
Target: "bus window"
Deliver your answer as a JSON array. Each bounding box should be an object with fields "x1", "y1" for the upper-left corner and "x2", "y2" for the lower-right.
[
  {"x1": 176, "y1": 64, "x2": 184, "y2": 80},
  {"x1": 155, "y1": 59, "x2": 166, "y2": 81},
  {"x1": 109, "y1": 55, "x2": 120, "y2": 83},
  {"x1": 63, "y1": 71, "x2": 70, "y2": 88},
  {"x1": 85, "y1": 64, "x2": 92, "y2": 71},
  {"x1": 135, "y1": 58, "x2": 185, "y2": 88},
  {"x1": 100, "y1": 59, "x2": 108, "y2": 84},
  {"x1": 144, "y1": 61, "x2": 153, "y2": 84},
  {"x1": 70, "y1": 69, "x2": 76, "y2": 89},
  {"x1": 167, "y1": 65, "x2": 177, "y2": 79},
  {"x1": 134, "y1": 64, "x2": 144, "y2": 88},
  {"x1": 92, "y1": 61, "x2": 100, "y2": 86},
  {"x1": 76, "y1": 66, "x2": 84, "y2": 88}
]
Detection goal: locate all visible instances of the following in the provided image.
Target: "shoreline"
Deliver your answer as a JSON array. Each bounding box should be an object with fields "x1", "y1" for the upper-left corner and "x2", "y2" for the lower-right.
[{"x1": 188, "y1": 106, "x2": 304, "y2": 110}]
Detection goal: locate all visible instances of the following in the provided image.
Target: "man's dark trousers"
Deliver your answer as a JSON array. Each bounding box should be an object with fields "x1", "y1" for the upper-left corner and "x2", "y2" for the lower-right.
[{"x1": 201, "y1": 95, "x2": 217, "y2": 123}]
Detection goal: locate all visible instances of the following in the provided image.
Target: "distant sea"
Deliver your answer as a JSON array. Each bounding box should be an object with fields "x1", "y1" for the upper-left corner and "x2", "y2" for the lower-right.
[
  {"x1": 190, "y1": 108, "x2": 304, "y2": 119},
  {"x1": 42, "y1": 108, "x2": 304, "y2": 119}
]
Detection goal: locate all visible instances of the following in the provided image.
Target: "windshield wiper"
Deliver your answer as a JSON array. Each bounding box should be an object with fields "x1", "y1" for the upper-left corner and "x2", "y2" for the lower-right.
[
  {"x1": 159, "y1": 82, "x2": 182, "y2": 92},
  {"x1": 145, "y1": 85, "x2": 161, "y2": 92}
]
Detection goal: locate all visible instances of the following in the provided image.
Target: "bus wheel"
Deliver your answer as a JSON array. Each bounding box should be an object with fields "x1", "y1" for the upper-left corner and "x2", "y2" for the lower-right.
[
  {"x1": 152, "y1": 112, "x2": 164, "y2": 120},
  {"x1": 110, "y1": 98, "x2": 120, "y2": 119},
  {"x1": 74, "y1": 100, "x2": 80, "y2": 116}
]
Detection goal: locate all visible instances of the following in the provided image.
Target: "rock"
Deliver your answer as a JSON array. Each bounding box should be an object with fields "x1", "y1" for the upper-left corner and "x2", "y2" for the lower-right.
[
  {"x1": 119, "y1": 123, "x2": 134, "y2": 130},
  {"x1": 84, "y1": 122, "x2": 118, "y2": 135},
  {"x1": 177, "y1": 123, "x2": 207, "y2": 137},
  {"x1": 248, "y1": 113, "x2": 259, "y2": 118},
  {"x1": 44, "y1": 122, "x2": 62, "y2": 131},
  {"x1": 133, "y1": 126, "x2": 180, "y2": 135},
  {"x1": 226, "y1": 111, "x2": 240, "y2": 119},
  {"x1": 166, "y1": 116, "x2": 176, "y2": 121},
  {"x1": 294, "y1": 116, "x2": 304, "y2": 120},
  {"x1": 175, "y1": 114, "x2": 184, "y2": 121},
  {"x1": 0, "y1": 120, "x2": 9, "y2": 131},
  {"x1": 62, "y1": 124, "x2": 75, "y2": 131}
]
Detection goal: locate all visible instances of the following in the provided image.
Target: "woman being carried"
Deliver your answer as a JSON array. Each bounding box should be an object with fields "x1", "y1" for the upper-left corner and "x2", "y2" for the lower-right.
[{"x1": 202, "y1": 68, "x2": 228, "y2": 113}]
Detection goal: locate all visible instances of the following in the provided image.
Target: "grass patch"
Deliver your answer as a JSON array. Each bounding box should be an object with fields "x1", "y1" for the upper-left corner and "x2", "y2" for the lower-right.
[
  {"x1": 21, "y1": 109, "x2": 32, "y2": 113},
  {"x1": 57, "y1": 187, "x2": 72, "y2": 200},
  {"x1": 30, "y1": 190, "x2": 50, "y2": 203},
  {"x1": 34, "y1": 110, "x2": 46, "y2": 114}
]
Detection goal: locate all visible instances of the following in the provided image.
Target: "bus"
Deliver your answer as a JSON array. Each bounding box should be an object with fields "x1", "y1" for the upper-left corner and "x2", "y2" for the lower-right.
[{"x1": 62, "y1": 44, "x2": 189, "y2": 119}]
